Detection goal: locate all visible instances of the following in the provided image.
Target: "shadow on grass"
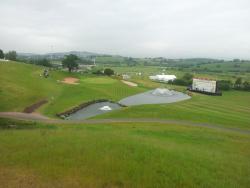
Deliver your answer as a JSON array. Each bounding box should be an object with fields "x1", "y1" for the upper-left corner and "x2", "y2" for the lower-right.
[{"x1": 0, "y1": 118, "x2": 56, "y2": 130}]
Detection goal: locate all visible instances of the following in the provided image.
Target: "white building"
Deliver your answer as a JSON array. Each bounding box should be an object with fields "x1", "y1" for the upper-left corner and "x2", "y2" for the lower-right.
[
  {"x1": 0, "y1": 59, "x2": 9, "y2": 62},
  {"x1": 149, "y1": 74, "x2": 176, "y2": 82},
  {"x1": 122, "y1": 74, "x2": 131, "y2": 80},
  {"x1": 192, "y1": 78, "x2": 217, "y2": 93}
]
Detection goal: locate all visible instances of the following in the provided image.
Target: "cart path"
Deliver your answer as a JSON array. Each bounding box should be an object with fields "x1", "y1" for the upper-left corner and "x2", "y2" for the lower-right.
[{"x1": 0, "y1": 112, "x2": 249, "y2": 135}]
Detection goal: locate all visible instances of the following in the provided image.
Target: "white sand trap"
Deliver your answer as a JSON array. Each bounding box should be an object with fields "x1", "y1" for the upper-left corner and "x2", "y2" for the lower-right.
[
  {"x1": 121, "y1": 80, "x2": 138, "y2": 87},
  {"x1": 61, "y1": 77, "x2": 79, "y2": 85},
  {"x1": 99, "y1": 106, "x2": 112, "y2": 111},
  {"x1": 119, "y1": 88, "x2": 191, "y2": 106}
]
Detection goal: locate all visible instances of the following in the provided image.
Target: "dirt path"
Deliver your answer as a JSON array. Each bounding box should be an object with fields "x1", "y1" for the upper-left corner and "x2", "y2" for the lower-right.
[
  {"x1": 0, "y1": 112, "x2": 50, "y2": 120},
  {"x1": 0, "y1": 112, "x2": 249, "y2": 135}
]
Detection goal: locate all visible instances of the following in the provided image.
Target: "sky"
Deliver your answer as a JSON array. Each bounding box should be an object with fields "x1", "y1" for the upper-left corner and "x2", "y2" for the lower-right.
[{"x1": 0, "y1": 0, "x2": 250, "y2": 59}]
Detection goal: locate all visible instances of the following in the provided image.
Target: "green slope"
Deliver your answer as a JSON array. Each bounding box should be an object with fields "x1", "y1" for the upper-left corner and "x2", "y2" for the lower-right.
[
  {"x1": 0, "y1": 118, "x2": 249, "y2": 188},
  {"x1": 0, "y1": 61, "x2": 145, "y2": 116}
]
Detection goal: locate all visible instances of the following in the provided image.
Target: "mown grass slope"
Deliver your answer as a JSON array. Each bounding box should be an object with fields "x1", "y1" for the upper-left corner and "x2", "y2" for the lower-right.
[
  {"x1": 0, "y1": 61, "x2": 62, "y2": 112},
  {"x1": 0, "y1": 118, "x2": 249, "y2": 188}
]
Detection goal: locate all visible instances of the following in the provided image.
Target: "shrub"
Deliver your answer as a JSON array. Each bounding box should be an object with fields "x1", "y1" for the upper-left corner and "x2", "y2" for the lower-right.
[
  {"x1": 104, "y1": 68, "x2": 114, "y2": 76},
  {"x1": 217, "y1": 80, "x2": 232, "y2": 91}
]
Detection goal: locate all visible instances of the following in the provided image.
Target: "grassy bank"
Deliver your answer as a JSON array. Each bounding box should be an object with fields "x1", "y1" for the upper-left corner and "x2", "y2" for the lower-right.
[{"x1": 0, "y1": 118, "x2": 249, "y2": 187}]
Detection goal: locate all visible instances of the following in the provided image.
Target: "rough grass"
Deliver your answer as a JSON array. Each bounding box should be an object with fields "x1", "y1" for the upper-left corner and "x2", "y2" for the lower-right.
[{"x1": 0, "y1": 118, "x2": 249, "y2": 188}]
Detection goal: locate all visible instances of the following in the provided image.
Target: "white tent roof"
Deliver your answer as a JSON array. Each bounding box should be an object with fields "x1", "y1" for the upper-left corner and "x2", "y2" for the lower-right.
[{"x1": 149, "y1": 74, "x2": 176, "y2": 81}]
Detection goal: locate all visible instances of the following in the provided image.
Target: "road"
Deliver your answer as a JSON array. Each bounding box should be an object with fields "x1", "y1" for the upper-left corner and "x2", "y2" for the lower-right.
[{"x1": 0, "y1": 112, "x2": 249, "y2": 135}]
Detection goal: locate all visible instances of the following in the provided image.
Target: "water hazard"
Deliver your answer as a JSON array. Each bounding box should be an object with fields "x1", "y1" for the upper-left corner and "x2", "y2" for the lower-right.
[
  {"x1": 67, "y1": 102, "x2": 121, "y2": 120},
  {"x1": 67, "y1": 88, "x2": 191, "y2": 120}
]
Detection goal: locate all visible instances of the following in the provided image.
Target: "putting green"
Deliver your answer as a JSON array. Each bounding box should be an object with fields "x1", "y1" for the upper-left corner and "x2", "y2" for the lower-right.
[{"x1": 82, "y1": 77, "x2": 117, "y2": 84}]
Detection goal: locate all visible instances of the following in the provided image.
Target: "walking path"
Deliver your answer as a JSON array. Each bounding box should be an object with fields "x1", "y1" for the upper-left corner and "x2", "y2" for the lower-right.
[{"x1": 0, "y1": 112, "x2": 249, "y2": 135}]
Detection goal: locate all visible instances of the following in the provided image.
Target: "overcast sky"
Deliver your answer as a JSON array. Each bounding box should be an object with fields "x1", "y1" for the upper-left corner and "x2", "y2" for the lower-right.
[{"x1": 0, "y1": 0, "x2": 250, "y2": 59}]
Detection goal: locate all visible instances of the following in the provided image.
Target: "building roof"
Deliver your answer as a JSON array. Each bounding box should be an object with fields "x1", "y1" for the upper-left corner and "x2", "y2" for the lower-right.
[{"x1": 193, "y1": 77, "x2": 216, "y2": 81}]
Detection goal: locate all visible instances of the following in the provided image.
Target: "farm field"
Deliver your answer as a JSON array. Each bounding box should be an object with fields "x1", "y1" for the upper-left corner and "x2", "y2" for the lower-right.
[
  {"x1": 196, "y1": 61, "x2": 250, "y2": 72},
  {"x1": 110, "y1": 65, "x2": 250, "y2": 82},
  {"x1": 0, "y1": 117, "x2": 250, "y2": 188}
]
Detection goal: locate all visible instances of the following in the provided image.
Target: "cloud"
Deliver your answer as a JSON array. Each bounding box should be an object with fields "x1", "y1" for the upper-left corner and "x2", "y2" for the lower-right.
[{"x1": 0, "y1": 0, "x2": 250, "y2": 59}]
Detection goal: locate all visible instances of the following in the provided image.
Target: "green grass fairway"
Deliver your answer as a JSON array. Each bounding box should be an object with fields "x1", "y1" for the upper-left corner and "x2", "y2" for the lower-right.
[
  {"x1": 82, "y1": 77, "x2": 117, "y2": 84},
  {"x1": 0, "y1": 61, "x2": 145, "y2": 116},
  {"x1": 0, "y1": 118, "x2": 250, "y2": 188},
  {"x1": 95, "y1": 91, "x2": 250, "y2": 130}
]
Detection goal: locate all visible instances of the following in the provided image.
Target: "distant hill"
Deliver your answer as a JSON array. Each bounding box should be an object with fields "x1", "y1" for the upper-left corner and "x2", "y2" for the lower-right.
[
  {"x1": 18, "y1": 51, "x2": 250, "y2": 69},
  {"x1": 18, "y1": 51, "x2": 102, "y2": 59}
]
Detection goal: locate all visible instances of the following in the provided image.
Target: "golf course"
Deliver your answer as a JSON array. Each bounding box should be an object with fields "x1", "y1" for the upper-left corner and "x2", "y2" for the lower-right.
[
  {"x1": 0, "y1": 60, "x2": 250, "y2": 187},
  {"x1": 1, "y1": 0, "x2": 250, "y2": 187}
]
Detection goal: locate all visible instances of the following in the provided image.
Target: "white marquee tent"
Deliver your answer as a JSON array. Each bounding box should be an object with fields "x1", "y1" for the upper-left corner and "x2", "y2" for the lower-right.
[{"x1": 149, "y1": 74, "x2": 177, "y2": 82}]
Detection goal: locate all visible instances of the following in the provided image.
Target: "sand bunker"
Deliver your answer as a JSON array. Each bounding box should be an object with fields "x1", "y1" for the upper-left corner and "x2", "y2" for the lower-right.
[
  {"x1": 121, "y1": 80, "x2": 138, "y2": 87},
  {"x1": 119, "y1": 88, "x2": 191, "y2": 106},
  {"x1": 61, "y1": 77, "x2": 79, "y2": 85}
]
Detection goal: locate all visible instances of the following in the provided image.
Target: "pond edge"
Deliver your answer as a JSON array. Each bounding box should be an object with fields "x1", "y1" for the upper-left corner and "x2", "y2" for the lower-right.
[{"x1": 56, "y1": 99, "x2": 126, "y2": 119}]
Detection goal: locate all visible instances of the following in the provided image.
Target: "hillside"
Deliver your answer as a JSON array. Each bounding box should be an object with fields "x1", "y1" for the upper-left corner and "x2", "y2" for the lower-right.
[
  {"x1": 18, "y1": 51, "x2": 101, "y2": 59},
  {"x1": 0, "y1": 118, "x2": 250, "y2": 188},
  {"x1": 0, "y1": 60, "x2": 250, "y2": 188},
  {"x1": 0, "y1": 61, "x2": 145, "y2": 116}
]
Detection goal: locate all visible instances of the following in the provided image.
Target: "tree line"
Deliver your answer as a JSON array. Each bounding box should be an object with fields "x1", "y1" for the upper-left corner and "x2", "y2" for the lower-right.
[
  {"x1": 218, "y1": 78, "x2": 250, "y2": 91},
  {"x1": 0, "y1": 49, "x2": 17, "y2": 60}
]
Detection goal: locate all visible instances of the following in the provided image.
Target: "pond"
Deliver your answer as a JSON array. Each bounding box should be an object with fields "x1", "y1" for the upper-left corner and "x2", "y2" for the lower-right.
[
  {"x1": 67, "y1": 88, "x2": 191, "y2": 120},
  {"x1": 67, "y1": 102, "x2": 122, "y2": 120},
  {"x1": 119, "y1": 88, "x2": 191, "y2": 106}
]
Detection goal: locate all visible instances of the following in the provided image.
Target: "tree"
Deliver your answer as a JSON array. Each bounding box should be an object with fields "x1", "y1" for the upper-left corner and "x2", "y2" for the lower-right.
[
  {"x1": 62, "y1": 54, "x2": 79, "y2": 72},
  {"x1": 5, "y1": 51, "x2": 17, "y2": 61},
  {"x1": 0, "y1": 49, "x2": 4, "y2": 59},
  {"x1": 243, "y1": 81, "x2": 250, "y2": 91},
  {"x1": 182, "y1": 73, "x2": 193, "y2": 81},
  {"x1": 234, "y1": 77, "x2": 242, "y2": 89},
  {"x1": 172, "y1": 79, "x2": 187, "y2": 86},
  {"x1": 104, "y1": 68, "x2": 114, "y2": 76},
  {"x1": 92, "y1": 69, "x2": 104, "y2": 75},
  {"x1": 217, "y1": 80, "x2": 232, "y2": 91}
]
